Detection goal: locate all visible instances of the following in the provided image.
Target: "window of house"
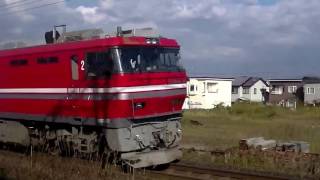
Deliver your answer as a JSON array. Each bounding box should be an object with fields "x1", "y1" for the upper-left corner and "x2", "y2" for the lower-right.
[
  {"x1": 306, "y1": 87, "x2": 315, "y2": 94},
  {"x1": 286, "y1": 100, "x2": 296, "y2": 108},
  {"x1": 254, "y1": 88, "x2": 257, "y2": 94},
  {"x1": 10, "y1": 59, "x2": 28, "y2": 66},
  {"x1": 207, "y1": 82, "x2": 218, "y2": 93},
  {"x1": 232, "y1": 87, "x2": 238, "y2": 94},
  {"x1": 288, "y1": 86, "x2": 297, "y2": 93},
  {"x1": 202, "y1": 82, "x2": 206, "y2": 93},
  {"x1": 190, "y1": 85, "x2": 195, "y2": 92},
  {"x1": 189, "y1": 84, "x2": 197, "y2": 95},
  {"x1": 243, "y1": 88, "x2": 250, "y2": 94},
  {"x1": 271, "y1": 86, "x2": 283, "y2": 95}
]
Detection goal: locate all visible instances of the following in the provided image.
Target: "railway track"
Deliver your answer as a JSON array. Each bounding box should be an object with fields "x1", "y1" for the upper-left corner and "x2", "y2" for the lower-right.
[
  {"x1": 150, "y1": 163, "x2": 305, "y2": 180},
  {"x1": 0, "y1": 146, "x2": 317, "y2": 180}
]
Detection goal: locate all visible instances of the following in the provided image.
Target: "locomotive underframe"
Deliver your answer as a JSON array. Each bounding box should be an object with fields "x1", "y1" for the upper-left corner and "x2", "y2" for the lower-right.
[{"x1": 0, "y1": 113, "x2": 182, "y2": 168}]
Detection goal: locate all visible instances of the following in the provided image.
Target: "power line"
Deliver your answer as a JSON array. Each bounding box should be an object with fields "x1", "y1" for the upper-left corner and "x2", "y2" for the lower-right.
[
  {"x1": 0, "y1": 0, "x2": 66, "y2": 17},
  {"x1": 0, "y1": 0, "x2": 51, "y2": 11},
  {"x1": 0, "y1": 0, "x2": 36, "y2": 8},
  {"x1": 0, "y1": 0, "x2": 26, "y2": 8}
]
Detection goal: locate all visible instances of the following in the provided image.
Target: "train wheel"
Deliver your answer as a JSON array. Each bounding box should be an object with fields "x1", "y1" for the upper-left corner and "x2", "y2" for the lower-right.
[{"x1": 47, "y1": 139, "x2": 60, "y2": 156}]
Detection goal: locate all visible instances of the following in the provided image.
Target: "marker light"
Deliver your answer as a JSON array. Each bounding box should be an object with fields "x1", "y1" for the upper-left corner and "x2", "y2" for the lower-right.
[{"x1": 145, "y1": 38, "x2": 159, "y2": 45}]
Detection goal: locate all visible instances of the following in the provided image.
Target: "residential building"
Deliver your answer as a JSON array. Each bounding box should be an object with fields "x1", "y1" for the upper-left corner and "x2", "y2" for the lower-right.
[
  {"x1": 268, "y1": 79, "x2": 303, "y2": 108},
  {"x1": 232, "y1": 76, "x2": 269, "y2": 103},
  {"x1": 183, "y1": 77, "x2": 233, "y2": 109},
  {"x1": 303, "y1": 77, "x2": 320, "y2": 106}
]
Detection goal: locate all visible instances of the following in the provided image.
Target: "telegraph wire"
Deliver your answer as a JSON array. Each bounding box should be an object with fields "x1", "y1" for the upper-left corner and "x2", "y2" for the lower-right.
[
  {"x1": 0, "y1": 0, "x2": 66, "y2": 16},
  {"x1": 0, "y1": 0, "x2": 34, "y2": 8},
  {"x1": 0, "y1": 0, "x2": 52, "y2": 11}
]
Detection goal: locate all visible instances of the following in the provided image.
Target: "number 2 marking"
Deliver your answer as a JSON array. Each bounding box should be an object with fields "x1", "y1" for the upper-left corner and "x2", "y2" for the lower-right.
[{"x1": 80, "y1": 60, "x2": 85, "y2": 71}]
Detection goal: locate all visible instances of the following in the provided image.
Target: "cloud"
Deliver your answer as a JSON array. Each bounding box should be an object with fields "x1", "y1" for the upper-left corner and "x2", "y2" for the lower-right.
[
  {"x1": 211, "y1": 46, "x2": 245, "y2": 57},
  {"x1": 1, "y1": 0, "x2": 320, "y2": 77},
  {"x1": 0, "y1": 1, "x2": 84, "y2": 44},
  {"x1": 99, "y1": 0, "x2": 114, "y2": 9},
  {"x1": 76, "y1": 6, "x2": 106, "y2": 24}
]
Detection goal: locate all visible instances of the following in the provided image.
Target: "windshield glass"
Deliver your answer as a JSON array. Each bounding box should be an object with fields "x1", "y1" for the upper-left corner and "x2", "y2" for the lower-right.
[{"x1": 115, "y1": 47, "x2": 184, "y2": 73}]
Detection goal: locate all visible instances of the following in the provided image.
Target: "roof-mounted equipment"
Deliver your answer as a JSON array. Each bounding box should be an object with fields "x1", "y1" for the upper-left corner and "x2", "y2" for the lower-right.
[
  {"x1": 114, "y1": 26, "x2": 160, "y2": 38},
  {"x1": 45, "y1": 25, "x2": 103, "y2": 44}
]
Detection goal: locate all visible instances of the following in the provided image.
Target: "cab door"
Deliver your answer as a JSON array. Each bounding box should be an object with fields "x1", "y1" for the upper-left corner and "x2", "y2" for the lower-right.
[{"x1": 66, "y1": 54, "x2": 81, "y2": 118}]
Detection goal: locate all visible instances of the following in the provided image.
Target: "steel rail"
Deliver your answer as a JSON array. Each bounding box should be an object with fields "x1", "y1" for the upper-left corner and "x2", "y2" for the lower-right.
[{"x1": 150, "y1": 163, "x2": 305, "y2": 180}]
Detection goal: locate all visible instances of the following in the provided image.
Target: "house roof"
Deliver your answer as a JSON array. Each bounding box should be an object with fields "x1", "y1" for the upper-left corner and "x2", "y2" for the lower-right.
[
  {"x1": 233, "y1": 76, "x2": 268, "y2": 87},
  {"x1": 268, "y1": 79, "x2": 302, "y2": 82},
  {"x1": 232, "y1": 76, "x2": 250, "y2": 86},
  {"x1": 243, "y1": 77, "x2": 266, "y2": 87},
  {"x1": 303, "y1": 76, "x2": 320, "y2": 84},
  {"x1": 189, "y1": 76, "x2": 234, "y2": 81}
]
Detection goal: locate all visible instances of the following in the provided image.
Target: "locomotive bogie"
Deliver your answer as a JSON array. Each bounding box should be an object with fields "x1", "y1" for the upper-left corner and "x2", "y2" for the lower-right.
[
  {"x1": 0, "y1": 120, "x2": 30, "y2": 146},
  {"x1": 0, "y1": 115, "x2": 183, "y2": 168}
]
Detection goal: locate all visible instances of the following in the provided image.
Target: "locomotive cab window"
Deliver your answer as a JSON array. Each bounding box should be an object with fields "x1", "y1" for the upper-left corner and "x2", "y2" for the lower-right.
[
  {"x1": 85, "y1": 51, "x2": 114, "y2": 79},
  {"x1": 71, "y1": 55, "x2": 79, "y2": 80},
  {"x1": 117, "y1": 47, "x2": 184, "y2": 73}
]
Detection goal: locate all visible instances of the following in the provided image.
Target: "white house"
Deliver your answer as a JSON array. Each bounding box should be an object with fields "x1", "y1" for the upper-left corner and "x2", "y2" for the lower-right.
[
  {"x1": 303, "y1": 77, "x2": 320, "y2": 106},
  {"x1": 232, "y1": 77, "x2": 269, "y2": 103},
  {"x1": 183, "y1": 77, "x2": 233, "y2": 109}
]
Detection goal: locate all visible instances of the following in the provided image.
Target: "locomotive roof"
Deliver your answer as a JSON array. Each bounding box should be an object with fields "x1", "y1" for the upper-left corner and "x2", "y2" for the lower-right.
[{"x1": 0, "y1": 36, "x2": 179, "y2": 58}]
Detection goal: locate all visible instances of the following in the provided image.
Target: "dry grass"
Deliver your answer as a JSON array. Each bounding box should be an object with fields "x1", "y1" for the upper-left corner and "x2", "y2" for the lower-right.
[
  {"x1": 182, "y1": 149, "x2": 320, "y2": 178},
  {"x1": 182, "y1": 102, "x2": 320, "y2": 152},
  {"x1": 181, "y1": 102, "x2": 320, "y2": 177},
  {"x1": 0, "y1": 150, "x2": 161, "y2": 180}
]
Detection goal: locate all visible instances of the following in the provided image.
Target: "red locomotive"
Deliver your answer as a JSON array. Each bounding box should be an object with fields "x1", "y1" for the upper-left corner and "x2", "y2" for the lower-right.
[{"x1": 0, "y1": 26, "x2": 187, "y2": 168}]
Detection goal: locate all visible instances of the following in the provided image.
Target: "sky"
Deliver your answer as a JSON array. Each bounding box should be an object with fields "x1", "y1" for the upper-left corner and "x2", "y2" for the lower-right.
[{"x1": 0, "y1": 0, "x2": 320, "y2": 78}]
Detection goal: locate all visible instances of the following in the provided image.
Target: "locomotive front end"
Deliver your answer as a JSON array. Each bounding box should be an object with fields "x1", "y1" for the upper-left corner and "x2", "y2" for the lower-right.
[{"x1": 103, "y1": 32, "x2": 187, "y2": 168}]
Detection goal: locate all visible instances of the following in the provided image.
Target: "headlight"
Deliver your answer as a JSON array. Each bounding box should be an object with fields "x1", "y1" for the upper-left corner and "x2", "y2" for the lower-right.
[
  {"x1": 177, "y1": 129, "x2": 182, "y2": 137},
  {"x1": 135, "y1": 134, "x2": 143, "y2": 142}
]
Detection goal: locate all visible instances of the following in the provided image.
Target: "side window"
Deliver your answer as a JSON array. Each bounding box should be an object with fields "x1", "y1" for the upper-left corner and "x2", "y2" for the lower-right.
[
  {"x1": 37, "y1": 57, "x2": 59, "y2": 64},
  {"x1": 71, "y1": 55, "x2": 79, "y2": 80},
  {"x1": 86, "y1": 51, "x2": 113, "y2": 79},
  {"x1": 48, "y1": 57, "x2": 58, "y2": 63},
  {"x1": 10, "y1": 59, "x2": 28, "y2": 67},
  {"x1": 37, "y1": 58, "x2": 47, "y2": 64}
]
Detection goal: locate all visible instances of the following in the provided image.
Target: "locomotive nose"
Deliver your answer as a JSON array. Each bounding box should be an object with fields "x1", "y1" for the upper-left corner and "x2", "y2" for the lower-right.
[{"x1": 119, "y1": 117, "x2": 183, "y2": 168}]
